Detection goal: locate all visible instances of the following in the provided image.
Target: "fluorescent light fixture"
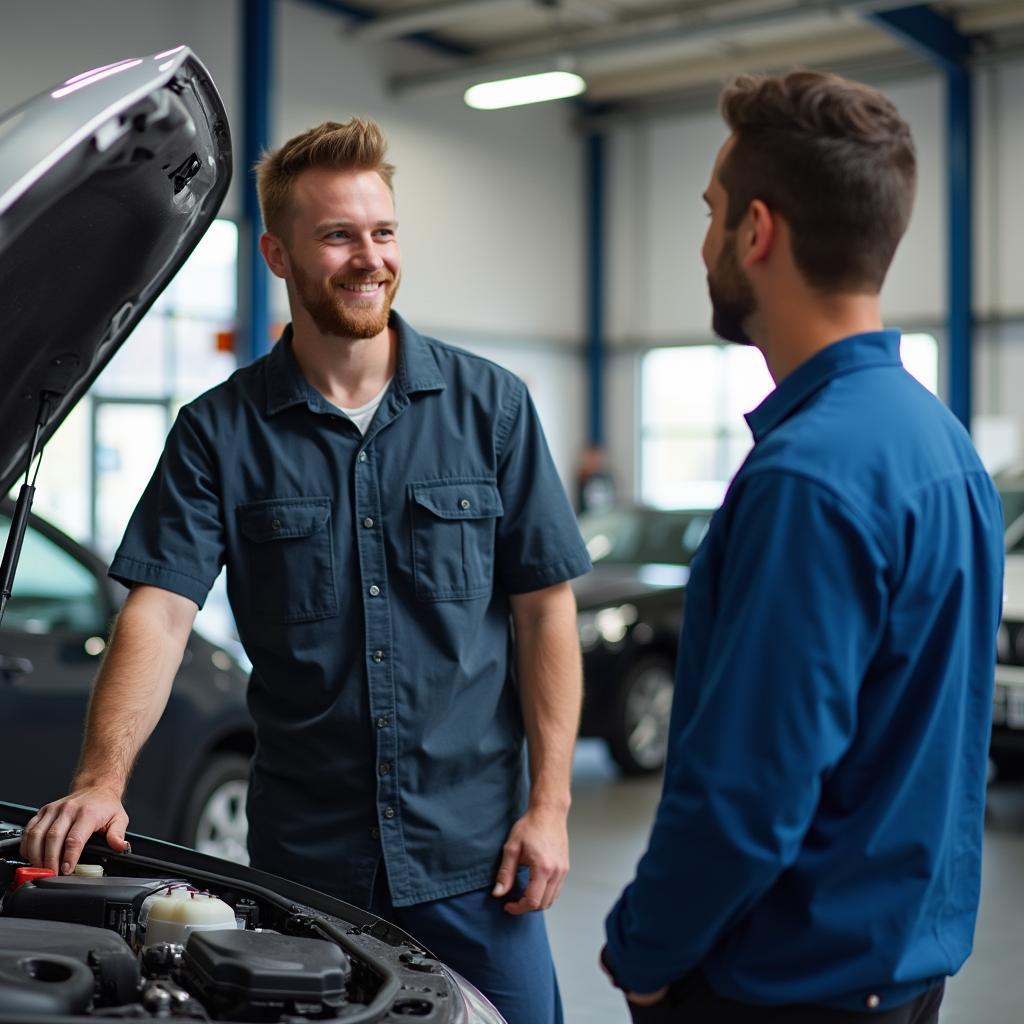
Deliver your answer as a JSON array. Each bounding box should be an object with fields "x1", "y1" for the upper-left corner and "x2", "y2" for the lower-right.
[{"x1": 464, "y1": 70, "x2": 585, "y2": 110}]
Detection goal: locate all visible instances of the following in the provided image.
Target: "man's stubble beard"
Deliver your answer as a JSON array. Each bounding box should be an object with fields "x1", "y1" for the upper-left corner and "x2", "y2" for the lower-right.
[
  {"x1": 292, "y1": 261, "x2": 400, "y2": 340},
  {"x1": 708, "y1": 229, "x2": 757, "y2": 347}
]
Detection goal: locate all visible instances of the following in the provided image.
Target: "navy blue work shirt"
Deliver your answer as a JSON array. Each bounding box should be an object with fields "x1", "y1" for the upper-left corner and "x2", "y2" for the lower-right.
[
  {"x1": 605, "y1": 331, "x2": 1004, "y2": 1012},
  {"x1": 110, "y1": 313, "x2": 591, "y2": 907}
]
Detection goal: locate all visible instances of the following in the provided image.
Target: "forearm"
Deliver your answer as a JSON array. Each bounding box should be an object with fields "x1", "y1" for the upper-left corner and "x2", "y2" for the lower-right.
[
  {"x1": 74, "y1": 585, "x2": 195, "y2": 795},
  {"x1": 512, "y1": 583, "x2": 582, "y2": 812}
]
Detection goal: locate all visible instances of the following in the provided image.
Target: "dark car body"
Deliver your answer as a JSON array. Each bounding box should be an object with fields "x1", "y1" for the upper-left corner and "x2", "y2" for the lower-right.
[
  {"x1": 0, "y1": 502, "x2": 253, "y2": 855},
  {"x1": 989, "y1": 467, "x2": 1024, "y2": 777},
  {"x1": 573, "y1": 506, "x2": 712, "y2": 774},
  {"x1": 0, "y1": 47, "x2": 503, "y2": 1023}
]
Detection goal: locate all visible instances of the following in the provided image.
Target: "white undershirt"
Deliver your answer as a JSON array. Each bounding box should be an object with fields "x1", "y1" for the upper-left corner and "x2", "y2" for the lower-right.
[{"x1": 339, "y1": 379, "x2": 392, "y2": 435}]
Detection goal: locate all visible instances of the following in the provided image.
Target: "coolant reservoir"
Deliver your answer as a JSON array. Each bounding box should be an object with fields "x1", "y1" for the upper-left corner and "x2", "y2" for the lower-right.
[{"x1": 138, "y1": 888, "x2": 237, "y2": 948}]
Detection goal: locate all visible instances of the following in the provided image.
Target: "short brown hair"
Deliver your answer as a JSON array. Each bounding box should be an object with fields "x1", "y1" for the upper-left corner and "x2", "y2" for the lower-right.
[
  {"x1": 718, "y1": 70, "x2": 916, "y2": 293},
  {"x1": 255, "y1": 117, "x2": 396, "y2": 234}
]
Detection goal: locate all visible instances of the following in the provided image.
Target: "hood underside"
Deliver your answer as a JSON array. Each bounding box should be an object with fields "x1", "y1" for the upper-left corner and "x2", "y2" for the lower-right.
[{"x1": 0, "y1": 47, "x2": 232, "y2": 497}]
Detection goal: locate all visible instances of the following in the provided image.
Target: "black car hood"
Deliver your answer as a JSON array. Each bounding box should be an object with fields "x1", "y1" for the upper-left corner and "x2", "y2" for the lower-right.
[
  {"x1": 573, "y1": 563, "x2": 689, "y2": 609},
  {"x1": 0, "y1": 46, "x2": 231, "y2": 496}
]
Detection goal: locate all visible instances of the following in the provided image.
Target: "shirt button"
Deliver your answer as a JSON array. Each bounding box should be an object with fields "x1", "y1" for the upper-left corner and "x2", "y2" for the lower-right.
[
  {"x1": 368, "y1": 584, "x2": 380, "y2": 597},
  {"x1": 459, "y1": 498, "x2": 471, "y2": 510},
  {"x1": 370, "y1": 826, "x2": 379, "y2": 840},
  {"x1": 376, "y1": 716, "x2": 389, "y2": 729},
  {"x1": 363, "y1": 517, "x2": 374, "y2": 528},
  {"x1": 357, "y1": 451, "x2": 368, "y2": 463},
  {"x1": 271, "y1": 518, "x2": 281, "y2": 530},
  {"x1": 372, "y1": 650, "x2": 384, "y2": 663},
  {"x1": 383, "y1": 806, "x2": 396, "y2": 819},
  {"x1": 379, "y1": 762, "x2": 391, "y2": 776},
  {"x1": 866, "y1": 995, "x2": 881, "y2": 1010}
]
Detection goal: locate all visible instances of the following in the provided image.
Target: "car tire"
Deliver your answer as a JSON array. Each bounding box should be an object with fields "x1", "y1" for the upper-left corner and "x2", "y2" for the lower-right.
[
  {"x1": 607, "y1": 657, "x2": 675, "y2": 776},
  {"x1": 178, "y1": 753, "x2": 251, "y2": 864}
]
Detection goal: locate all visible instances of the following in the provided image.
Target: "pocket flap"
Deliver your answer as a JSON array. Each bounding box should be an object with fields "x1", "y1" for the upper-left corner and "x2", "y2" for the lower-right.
[
  {"x1": 411, "y1": 480, "x2": 504, "y2": 520},
  {"x1": 238, "y1": 498, "x2": 331, "y2": 543}
]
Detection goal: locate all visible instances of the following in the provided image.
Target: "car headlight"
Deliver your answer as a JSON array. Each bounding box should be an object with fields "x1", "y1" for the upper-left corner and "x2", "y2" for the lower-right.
[
  {"x1": 578, "y1": 604, "x2": 638, "y2": 651},
  {"x1": 446, "y1": 967, "x2": 507, "y2": 1023}
]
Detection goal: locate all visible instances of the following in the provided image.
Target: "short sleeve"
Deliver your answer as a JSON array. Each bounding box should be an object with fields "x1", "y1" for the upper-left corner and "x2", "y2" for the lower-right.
[
  {"x1": 493, "y1": 380, "x2": 591, "y2": 593},
  {"x1": 108, "y1": 404, "x2": 225, "y2": 607}
]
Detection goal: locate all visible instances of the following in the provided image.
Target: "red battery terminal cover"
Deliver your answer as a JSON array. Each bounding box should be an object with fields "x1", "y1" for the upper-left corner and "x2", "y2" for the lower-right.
[{"x1": 12, "y1": 866, "x2": 56, "y2": 890}]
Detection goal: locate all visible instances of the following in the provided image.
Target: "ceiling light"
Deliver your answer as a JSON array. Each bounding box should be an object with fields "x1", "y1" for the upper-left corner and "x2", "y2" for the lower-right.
[{"x1": 464, "y1": 70, "x2": 586, "y2": 110}]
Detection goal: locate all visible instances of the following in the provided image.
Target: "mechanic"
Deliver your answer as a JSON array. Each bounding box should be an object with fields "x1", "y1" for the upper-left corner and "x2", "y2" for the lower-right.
[
  {"x1": 601, "y1": 71, "x2": 1004, "y2": 1023},
  {"x1": 22, "y1": 117, "x2": 591, "y2": 1024}
]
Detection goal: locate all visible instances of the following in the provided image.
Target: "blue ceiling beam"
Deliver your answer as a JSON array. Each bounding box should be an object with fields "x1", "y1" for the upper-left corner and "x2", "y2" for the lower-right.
[
  {"x1": 870, "y1": 5, "x2": 973, "y2": 429},
  {"x1": 869, "y1": 5, "x2": 970, "y2": 74}
]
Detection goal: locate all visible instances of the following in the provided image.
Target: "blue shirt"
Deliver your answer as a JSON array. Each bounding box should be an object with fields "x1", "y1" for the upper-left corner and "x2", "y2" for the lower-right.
[
  {"x1": 605, "y1": 331, "x2": 1004, "y2": 1012},
  {"x1": 110, "y1": 313, "x2": 591, "y2": 907}
]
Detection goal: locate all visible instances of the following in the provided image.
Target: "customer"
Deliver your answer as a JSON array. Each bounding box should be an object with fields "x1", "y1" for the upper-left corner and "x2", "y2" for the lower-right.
[
  {"x1": 602, "y1": 70, "x2": 1003, "y2": 1023},
  {"x1": 23, "y1": 117, "x2": 591, "y2": 1024}
]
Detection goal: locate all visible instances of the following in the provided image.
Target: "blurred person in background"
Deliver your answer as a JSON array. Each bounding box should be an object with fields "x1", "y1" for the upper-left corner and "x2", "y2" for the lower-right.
[
  {"x1": 601, "y1": 70, "x2": 1003, "y2": 1023},
  {"x1": 23, "y1": 117, "x2": 591, "y2": 1024}
]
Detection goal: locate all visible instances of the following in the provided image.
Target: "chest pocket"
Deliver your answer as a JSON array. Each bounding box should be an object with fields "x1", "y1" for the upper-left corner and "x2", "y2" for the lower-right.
[
  {"x1": 238, "y1": 498, "x2": 338, "y2": 622},
  {"x1": 410, "y1": 479, "x2": 503, "y2": 601}
]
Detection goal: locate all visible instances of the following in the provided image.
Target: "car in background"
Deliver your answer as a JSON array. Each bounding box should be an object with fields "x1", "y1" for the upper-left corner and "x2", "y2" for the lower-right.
[
  {"x1": 573, "y1": 505, "x2": 712, "y2": 774},
  {"x1": 990, "y1": 465, "x2": 1024, "y2": 778},
  {"x1": 0, "y1": 502, "x2": 254, "y2": 861}
]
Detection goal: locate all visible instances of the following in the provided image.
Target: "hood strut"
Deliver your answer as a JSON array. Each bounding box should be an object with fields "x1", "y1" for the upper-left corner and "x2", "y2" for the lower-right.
[{"x1": 0, "y1": 357, "x2": 76, "y2": 626}]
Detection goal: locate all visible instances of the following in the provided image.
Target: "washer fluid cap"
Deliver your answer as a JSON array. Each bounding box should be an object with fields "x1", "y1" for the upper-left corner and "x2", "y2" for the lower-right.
[{"x1": 73, "y1": 863, "x2": 104, "y2": 877}]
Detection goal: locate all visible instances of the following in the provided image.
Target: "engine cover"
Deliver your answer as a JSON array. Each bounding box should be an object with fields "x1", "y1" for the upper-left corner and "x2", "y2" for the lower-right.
[
  {"x1": 182, "y1": 929, "x2": 352, "y2": 1021},
  {"x1": 0, "y1": 917, "x2": 140, "y2": 1008}
]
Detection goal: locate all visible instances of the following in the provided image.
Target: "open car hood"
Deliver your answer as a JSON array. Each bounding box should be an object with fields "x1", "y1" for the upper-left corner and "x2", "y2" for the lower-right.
[
  {"x1": 0, "y1": 46, "x2": 231, "y2": 497},
  {"x1": 0, "y1": 802, "x2": 497, "y2": 1022}
]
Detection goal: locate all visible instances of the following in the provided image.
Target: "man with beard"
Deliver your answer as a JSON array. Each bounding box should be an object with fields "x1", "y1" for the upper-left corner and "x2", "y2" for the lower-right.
[
  {"x1": 601, "y1": 71, "x2": 1003, "y2": 1023},
  {"x1": 22, "y1": 118, "x2": 591, "y2": 1024}
]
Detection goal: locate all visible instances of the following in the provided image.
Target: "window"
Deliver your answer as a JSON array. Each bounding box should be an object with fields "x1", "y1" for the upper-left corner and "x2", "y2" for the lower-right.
[
  {"x1": 0, "y1": 515, "x2": 105, "y2": 635},
  {"x1": 640, "y1": 333, "x2": 939, "y2": 509}
]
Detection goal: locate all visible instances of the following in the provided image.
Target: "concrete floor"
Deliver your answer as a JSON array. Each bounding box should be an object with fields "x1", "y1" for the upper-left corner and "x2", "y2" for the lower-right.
[{"x1": 549, "y1": 741, "x2": 1024, "y2": 1024}]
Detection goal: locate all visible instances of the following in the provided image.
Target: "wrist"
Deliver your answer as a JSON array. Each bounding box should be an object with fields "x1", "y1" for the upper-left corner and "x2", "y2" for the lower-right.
[
  {"x1": 527, "y1": 791, "x2": 571, "y2": 816},
  {"x1": 72, "y1": 773, "x2": 124, "y2": 797}
]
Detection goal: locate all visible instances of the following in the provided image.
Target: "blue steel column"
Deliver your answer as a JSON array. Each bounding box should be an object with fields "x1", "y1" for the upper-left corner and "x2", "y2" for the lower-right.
[
  {"x1": 869, "y1": 5, "x2": 973, "y2": 429},
  {"x1": 586, "y1": 131, "x2": 606, "y2": 446},
  {"x1": 946, "y1": 68, "x2": 972, "y2": 429},
  {"x1": 239, "y1": 0, "x2": 274, "y2": 364}
]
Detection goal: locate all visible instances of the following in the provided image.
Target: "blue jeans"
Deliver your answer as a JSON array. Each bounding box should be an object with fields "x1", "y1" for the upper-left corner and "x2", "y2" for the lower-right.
[{"x1": 370, "y1": 868, "x2": 563, "y2": 1024}]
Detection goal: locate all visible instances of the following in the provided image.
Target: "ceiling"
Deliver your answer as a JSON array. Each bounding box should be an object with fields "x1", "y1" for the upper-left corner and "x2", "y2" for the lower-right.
[{"x1": 323, "y1": 0, "x2": 1024, "y2": 114}]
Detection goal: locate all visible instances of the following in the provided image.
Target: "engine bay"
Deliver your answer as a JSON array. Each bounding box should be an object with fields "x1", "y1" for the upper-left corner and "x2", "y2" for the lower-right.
[{"x1": 0, "y1": 814, "x2": 466, "y2": 1022}]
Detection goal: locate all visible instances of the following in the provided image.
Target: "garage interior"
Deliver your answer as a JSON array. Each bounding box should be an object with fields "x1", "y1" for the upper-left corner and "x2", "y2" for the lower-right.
[{"x1": 3, "y1": 1, "x2": 1024, "y2": 1022}]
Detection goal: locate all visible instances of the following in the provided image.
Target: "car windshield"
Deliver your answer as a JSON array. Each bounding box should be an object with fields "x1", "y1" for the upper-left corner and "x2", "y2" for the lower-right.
[{"x1": 578, "y1": 508, "x2": 710, "y2": 566}]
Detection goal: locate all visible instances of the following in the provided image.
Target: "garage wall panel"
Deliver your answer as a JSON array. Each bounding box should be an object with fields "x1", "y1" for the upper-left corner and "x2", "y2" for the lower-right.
[{"x1": 274, "y1": 0, "x2": 584, "y2": 345}]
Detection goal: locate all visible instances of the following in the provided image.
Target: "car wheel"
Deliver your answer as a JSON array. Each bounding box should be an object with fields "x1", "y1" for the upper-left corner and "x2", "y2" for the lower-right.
[
  {"x1": 178, "y1": 753, "x2": 251, "y2": 865},
  {"x1": 607, "y1": 658, "x2": 675, "y2": 775}
]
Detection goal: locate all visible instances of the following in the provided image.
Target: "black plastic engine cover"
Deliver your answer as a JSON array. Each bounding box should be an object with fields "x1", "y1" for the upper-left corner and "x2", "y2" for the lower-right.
[
  {"x1": 0, "y1": 951, "x2": 95, "y2": 1016},
  {"x1": 182, "y1": 929, "x2": 352, "y2": 1021},
  {"x1": 2, "y1": 874, "x2": 185, "y2": 938},
  {"x1": 0, "y1": 917, "x2": 140, "y2": 1007}
]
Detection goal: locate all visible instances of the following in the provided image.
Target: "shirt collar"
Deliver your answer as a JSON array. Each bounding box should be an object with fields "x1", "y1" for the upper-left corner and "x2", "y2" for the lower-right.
[
  {"x1": 744, "y1": 330, "x2": 903, "y2": 442},
  {"x1": 264, "y1": 310, "x2": 445, "y2": 417}
]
